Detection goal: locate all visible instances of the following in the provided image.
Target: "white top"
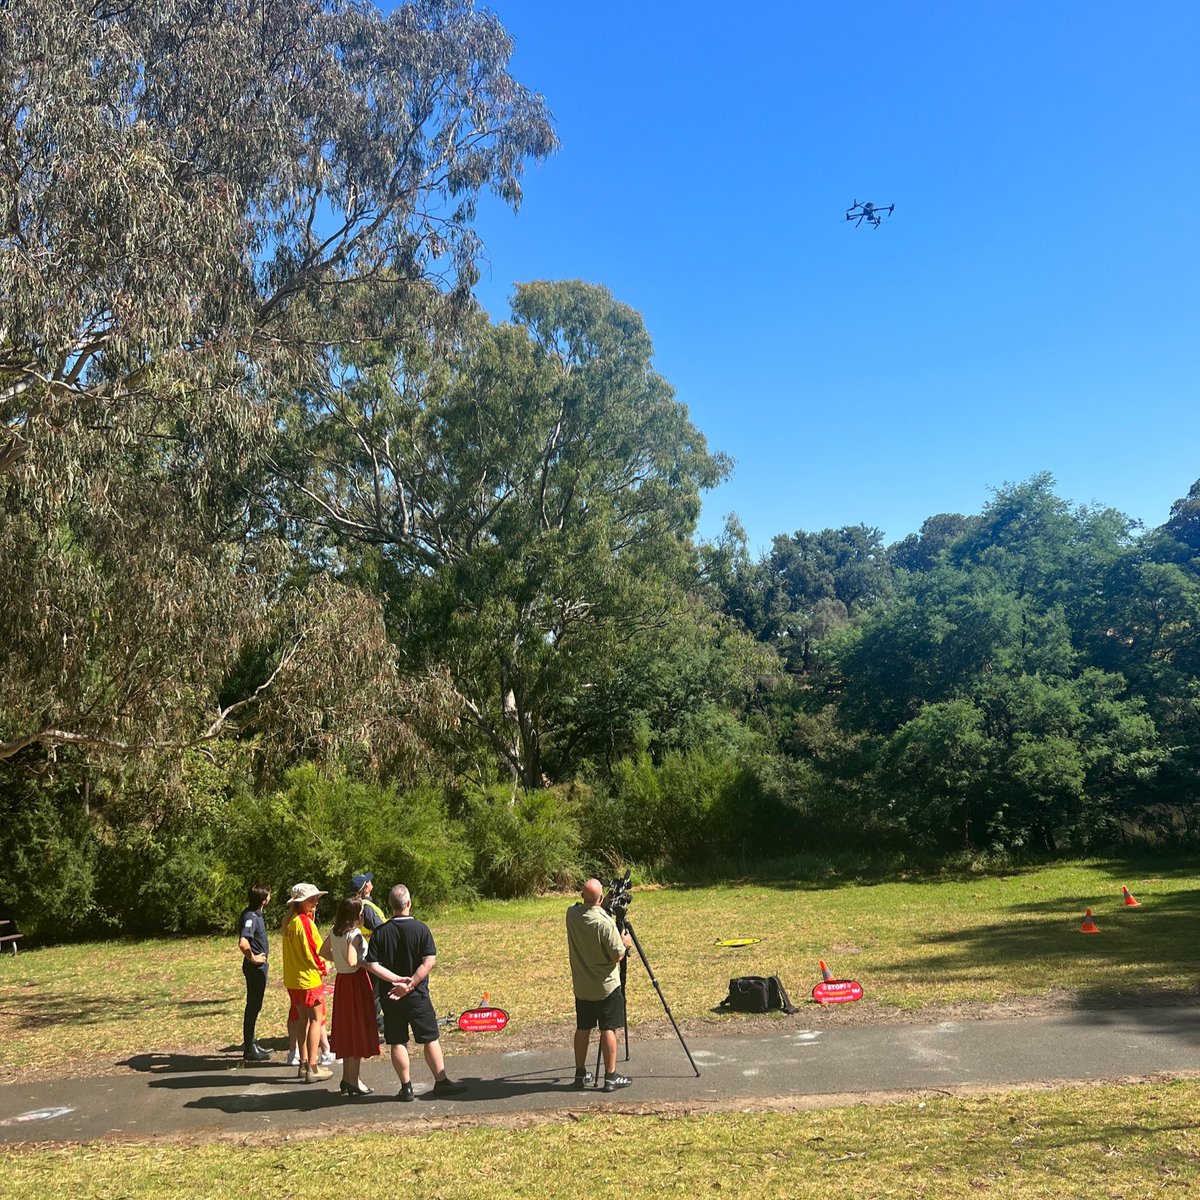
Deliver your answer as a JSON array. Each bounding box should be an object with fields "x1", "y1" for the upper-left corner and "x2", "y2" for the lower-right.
[{"x1": 329, "y1": 928, "x2": 367, "y2": 974}]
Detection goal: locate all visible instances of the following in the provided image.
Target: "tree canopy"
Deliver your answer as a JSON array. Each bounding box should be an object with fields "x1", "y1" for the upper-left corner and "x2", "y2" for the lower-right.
[{"x1": 1, "y1": 0, "x2": 555, "y2": 771}]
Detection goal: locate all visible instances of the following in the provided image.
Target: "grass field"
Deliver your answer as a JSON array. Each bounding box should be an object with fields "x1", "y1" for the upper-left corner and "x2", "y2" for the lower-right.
[
  {"x1": 2, "y1": 1080, "x2": 1198, "y2": 1198},
  {"x1": 1, "y1": 857, "x2": 1197, "y2": 1079}
]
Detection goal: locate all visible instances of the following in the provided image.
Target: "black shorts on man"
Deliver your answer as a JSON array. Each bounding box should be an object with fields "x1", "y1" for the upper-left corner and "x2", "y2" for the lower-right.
[
  {"x1": 575, "y1": 989, "x2": 625, "y2": 1032},
  {"x1": 382, "y1": 992, "x2": 440, "y2": 1045}
]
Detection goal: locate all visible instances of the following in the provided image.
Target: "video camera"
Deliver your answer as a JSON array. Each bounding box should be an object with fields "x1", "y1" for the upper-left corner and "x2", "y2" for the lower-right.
[{"x1": 601, "y1": 870, "x2": 633, "y2": 925}]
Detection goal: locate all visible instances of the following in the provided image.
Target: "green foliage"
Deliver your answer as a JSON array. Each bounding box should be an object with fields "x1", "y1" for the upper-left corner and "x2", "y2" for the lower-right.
[
  {"x1": 286, "y1": 281, "x2": 734, "y2": 787},
  {"x1": 463, "y1": 785, "x2": 582, "y2": 897},
  {"x1": 582, "y1": 746, "x2": 793, "y2": 867},
  {"x1": 0, "y1": 776, "x2": 99, "y2": 938},
  {"x1": 223, "y1": 766, "x2": 472, "y2": 915}
]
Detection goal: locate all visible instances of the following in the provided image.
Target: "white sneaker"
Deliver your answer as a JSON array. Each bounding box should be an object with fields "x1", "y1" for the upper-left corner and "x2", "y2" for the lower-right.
[
  {"x1": 319, "y1": 1050, "x2": 339, "y2": 1066},
  {"x1": 286, "y1": 1049, "x2": 301, "y2": 1067}
]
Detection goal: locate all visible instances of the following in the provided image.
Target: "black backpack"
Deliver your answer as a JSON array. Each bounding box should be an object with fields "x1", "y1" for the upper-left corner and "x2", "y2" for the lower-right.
[{"x1": 719, "y1": 974, "x2": 798, "y2": 1015}]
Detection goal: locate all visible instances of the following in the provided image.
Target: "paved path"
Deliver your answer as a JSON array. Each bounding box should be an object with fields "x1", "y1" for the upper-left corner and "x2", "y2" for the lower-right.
[{"x1": 2, "y1": 1004, "x2": 1198, "y2": 1144}]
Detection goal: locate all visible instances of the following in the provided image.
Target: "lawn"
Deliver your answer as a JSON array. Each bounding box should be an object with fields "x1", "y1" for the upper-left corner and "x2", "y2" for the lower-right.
[
  {"x1": 1, "y1": 857, "x2": 1197, "y2": 1079},
  {"x1": 2, "y1": 1080, "x2": 1198, "y2": 1198}
]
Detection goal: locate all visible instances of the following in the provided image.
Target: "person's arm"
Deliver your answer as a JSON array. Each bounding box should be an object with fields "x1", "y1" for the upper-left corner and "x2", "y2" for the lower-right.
[
  {"x1": 300, "y1": 913, "x2": 327, "y2": 975},
  {"x1": 318, "y1": 934, "x2": 332, "y2": 961},
  {"x1": 238, "y1": 921, "x2": 266, "y2": 965},
  {"x1": 386, "y1": 954, "x2": 434, "y2": 1000},
  {"x1": 603, "y1": 916, "x2": 630, "y2": 963},
  {"x1": 364, "y1": 961, "x2": 409, "y2": 987}
]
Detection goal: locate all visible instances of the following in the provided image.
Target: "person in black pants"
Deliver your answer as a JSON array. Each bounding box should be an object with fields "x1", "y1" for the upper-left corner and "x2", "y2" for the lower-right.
[{"x1": 237, "y1": 884, "x2": 272, "y2": 1061}]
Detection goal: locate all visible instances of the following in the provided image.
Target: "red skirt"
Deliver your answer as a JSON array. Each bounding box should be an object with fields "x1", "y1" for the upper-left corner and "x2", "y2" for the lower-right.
[{"x1": 329, "y1": 968, "x2": 381, "y2": 1060}]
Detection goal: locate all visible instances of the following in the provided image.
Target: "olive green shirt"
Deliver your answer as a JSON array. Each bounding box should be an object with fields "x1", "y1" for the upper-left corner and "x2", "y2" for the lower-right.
[{"x1": 566, "y1": 903, "x2": 624, "y2": 1001}]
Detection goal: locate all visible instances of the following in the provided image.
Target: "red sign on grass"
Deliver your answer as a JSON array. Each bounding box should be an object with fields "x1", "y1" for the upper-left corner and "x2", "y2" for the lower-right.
[
  {"x1": 458, "y1": 1006, "x2": 509, "y2": 1032},
  {"x1": 811, "y1": 979, "x2": 864, "y2": 1004}
]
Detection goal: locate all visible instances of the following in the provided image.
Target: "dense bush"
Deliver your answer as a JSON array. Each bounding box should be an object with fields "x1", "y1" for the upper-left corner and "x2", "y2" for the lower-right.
[
  {"x1": 221, "y1": 765, "x2": 473, "y2": 918},
  {"x1": 581, "y1": 746, "x2": 797, "y2": 868},
  {"x1": 0, "y1": 776, "x2": 100, "y2": 938},
  {"x1": 463, "y1": 784, "x2": 582, "y2": 897}
]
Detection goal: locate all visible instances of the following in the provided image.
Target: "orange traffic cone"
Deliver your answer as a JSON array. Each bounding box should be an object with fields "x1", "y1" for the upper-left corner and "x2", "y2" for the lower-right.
[
  {"x1": 1122, "y1": 886, "x2": 1141, "y2": 907},
  {"x1": 818, "y1": 960, "x2": 834, "y2": 981},
  {"x1": 1080, "y1": 908, "x2": 1100, "y2": 934}
]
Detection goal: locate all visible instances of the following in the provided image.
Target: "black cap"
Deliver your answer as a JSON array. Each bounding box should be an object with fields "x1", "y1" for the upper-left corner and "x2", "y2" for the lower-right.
[{"x1": 349, "y1": 871, "x2": 373, "y2": 892}]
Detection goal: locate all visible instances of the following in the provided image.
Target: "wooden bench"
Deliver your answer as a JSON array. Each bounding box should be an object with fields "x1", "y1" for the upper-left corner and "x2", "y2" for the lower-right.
[{"x1": 0, "y1": 918, "x2": 23, "y2": 954}]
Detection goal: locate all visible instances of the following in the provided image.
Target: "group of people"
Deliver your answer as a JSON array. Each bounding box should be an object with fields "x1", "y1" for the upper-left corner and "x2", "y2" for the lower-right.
[
  {"x1": 237, "y1": 872, "x2": 466, "y2": 1099},
  {"x1": 237, "y1": 872, "x2": 636, "y2": 1099}
]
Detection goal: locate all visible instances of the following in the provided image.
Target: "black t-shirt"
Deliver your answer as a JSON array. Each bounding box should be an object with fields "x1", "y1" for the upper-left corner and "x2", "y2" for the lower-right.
[
  {"x1": 237, "y1": 907, "x2": 268, "y2": 966},
  {"x1": 365, "y1": 916, "x2": 436, "y2": 997}
]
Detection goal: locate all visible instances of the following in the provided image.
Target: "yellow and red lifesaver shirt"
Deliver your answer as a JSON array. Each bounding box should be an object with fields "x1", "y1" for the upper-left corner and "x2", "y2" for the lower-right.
[{"x1": 281, "y1": 909, "x2": 326, "y2": 990}]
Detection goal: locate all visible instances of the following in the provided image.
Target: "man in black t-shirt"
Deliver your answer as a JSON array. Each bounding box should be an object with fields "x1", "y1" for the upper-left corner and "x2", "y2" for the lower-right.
[
  {"x1": 364, "y1": 884, "x2": 467, "y2": 1101},
  {"x1": 236, "y1": 884, "x2": 271, "y2": 1061}
]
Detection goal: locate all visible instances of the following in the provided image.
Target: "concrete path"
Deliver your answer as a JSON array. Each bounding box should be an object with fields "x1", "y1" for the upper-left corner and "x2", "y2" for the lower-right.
[{"x1": 2, "y1": 1004, "x2": 1198, "y2": 1144}]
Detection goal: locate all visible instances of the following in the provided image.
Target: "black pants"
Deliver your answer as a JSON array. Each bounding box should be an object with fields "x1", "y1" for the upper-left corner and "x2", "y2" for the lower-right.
[{"x1": 243, "y1": 962, "x2": 267, "y2": 1049}]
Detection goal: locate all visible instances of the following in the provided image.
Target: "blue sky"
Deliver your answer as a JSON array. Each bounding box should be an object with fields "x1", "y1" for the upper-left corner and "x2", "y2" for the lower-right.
[{"x1": 454, "y1": 1, "x2": 1198, "y2": 552}]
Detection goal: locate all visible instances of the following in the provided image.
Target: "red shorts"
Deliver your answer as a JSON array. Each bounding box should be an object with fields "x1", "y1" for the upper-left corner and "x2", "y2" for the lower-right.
[{"x1": 287, "y1": 986, "x2": 325, "y2": 1022}]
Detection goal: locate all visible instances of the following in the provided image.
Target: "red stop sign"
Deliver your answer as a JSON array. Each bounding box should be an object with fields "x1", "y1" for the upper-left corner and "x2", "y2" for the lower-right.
[
  {"x1": 812, "y1": 979, "x2": 864, "y2": 1004},
  {"x1": 458, "y1": 1006, "x2": 509, "y2": 1032}
]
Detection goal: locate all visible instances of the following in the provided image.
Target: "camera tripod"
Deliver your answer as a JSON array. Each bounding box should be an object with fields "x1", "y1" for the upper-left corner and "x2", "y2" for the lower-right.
[{"x1": 592, "y1": 917, "x2": 701, "y2": 1085}]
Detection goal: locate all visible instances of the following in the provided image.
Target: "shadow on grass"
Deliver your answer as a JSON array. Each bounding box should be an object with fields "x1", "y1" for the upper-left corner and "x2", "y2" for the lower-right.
[
  {"x1": 661, "y1": 854, "x2": 1200, "y2": 893},
  {"x1": 2, "y1": 992, "x2": 232, "y2": 1032},
  {"x1": 883, "y1": 886, "x2": 1200, "y2": 1020}
]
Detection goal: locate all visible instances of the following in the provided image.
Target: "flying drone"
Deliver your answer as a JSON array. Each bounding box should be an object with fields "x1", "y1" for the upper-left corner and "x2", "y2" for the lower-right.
[{"x1": 845, "y1": 199, "x2": 894, "y2": 229}]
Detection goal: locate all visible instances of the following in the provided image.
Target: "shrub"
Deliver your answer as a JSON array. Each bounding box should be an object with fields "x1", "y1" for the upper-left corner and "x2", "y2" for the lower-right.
[
  {"x1": 0, "y1": 776, "x2": 100, "y2": 939},
  {"x1": 463, "y1": 785, "x2": 581, "y2": 897},
  {"x1": 582, "y1": 746, "x2": 799, "y2": 869},
  {"x1": 220, "y1": 765, "x2": 472, "y2": 918}
]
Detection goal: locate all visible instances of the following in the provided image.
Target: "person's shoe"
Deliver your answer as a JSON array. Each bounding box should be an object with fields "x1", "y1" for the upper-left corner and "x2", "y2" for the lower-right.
[
  {"x1": 286, "y1": 1048, "x2": 301, "y2": 1067},
  {"x1": 318, "y1": 1050, "x2": 339, "y2": 1066},
  {"x1": 396, "y1": 1082, "x2": 415, "y2": 1102},
  {"x1": 573, "y1": 1069, "x2": 594, "y2": 1089},
  {"x1": 303, "y1": 1064, "x2": 334, "y2": 1083},
  {"x1": 430, "y1": 1077, "x2": 467, "y2": 1097},
  {"x1": 242, "y1": 1044, "x2": 271, "y2": 1062},
  {"x1": 339, "y1": 1081, "x2": 374, "y2": 1097},
  {"x1": 602, "y1": 1072, "x2": 632, "y2": 1093}
]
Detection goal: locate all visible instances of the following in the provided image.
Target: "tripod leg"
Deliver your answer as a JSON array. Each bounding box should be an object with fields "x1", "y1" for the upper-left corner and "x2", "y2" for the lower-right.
[{"x1": 624, "y1": 921, "x2": 701, "y2": 1077}]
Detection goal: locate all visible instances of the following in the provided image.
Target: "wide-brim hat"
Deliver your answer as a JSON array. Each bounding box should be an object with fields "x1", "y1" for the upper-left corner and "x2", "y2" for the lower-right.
[
  {"x1": 349, "y1": 871, "x2": 373, "y2": 892},
  {"x1": 286, "y1": 882, "x2": 327, "y2": 906}
]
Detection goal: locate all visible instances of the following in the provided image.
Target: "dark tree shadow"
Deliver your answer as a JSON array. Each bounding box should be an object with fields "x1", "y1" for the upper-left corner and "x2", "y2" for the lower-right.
[{"x1": 2, "y1": 993, "x2": 232, "y2": 1032}]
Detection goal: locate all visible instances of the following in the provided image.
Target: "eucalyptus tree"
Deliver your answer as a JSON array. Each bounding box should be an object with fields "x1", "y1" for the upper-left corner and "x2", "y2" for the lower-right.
[
  {"x1": 0, "y1": 0, "x2": 555, "y2": 773},
  {"x1": 274, "y1": 281, "x2": 735, "y2": 786}
]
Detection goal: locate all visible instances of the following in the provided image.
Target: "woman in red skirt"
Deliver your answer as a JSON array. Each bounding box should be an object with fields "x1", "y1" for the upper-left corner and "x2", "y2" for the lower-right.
[{"x1": 320, "y1": 896, "x2": 381, "y2": 1096}]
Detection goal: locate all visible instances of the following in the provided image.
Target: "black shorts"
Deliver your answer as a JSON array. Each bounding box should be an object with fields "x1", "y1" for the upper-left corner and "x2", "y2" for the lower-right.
[
  {"x1": 381, "y1": 992, "x2": 440, "y2": 1045},
  {"x1": 575, "y1": 989, "x2": 625, "y2": 1032}
]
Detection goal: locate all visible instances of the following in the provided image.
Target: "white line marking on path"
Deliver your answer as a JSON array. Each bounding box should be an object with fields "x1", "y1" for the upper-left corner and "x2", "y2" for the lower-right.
[{"x1": 0, "y1": 1107, "x2": 75, "y2": 1126}]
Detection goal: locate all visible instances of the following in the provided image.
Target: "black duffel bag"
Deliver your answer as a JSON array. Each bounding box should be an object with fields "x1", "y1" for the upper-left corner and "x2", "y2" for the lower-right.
[{"x1": 719, "y1": 974, "x2": 797, "y2": 1015}]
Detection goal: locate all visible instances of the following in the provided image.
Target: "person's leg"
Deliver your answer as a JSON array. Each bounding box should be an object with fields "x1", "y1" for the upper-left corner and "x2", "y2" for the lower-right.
[
  {"x1": 421, "y1": 1037, "x2": 447, "y2": 1081},
  {"x1": 342, "y1": 1055, "x2": 360, "y2": 1088},
  {"x1": 390, "y1": 1041, "x2": 411, "y2": 1084},
  {"x1": 600, "y1": 1028, "x2": 618, "y2": 1075},
  {"x1": 243, "y1": 968, "x2": 266, "y2": 1051},
  {"x1": 319, "y1": 999, "x2": 331, "y2": 1055},
  {"x1": 304, "y1": 1003, "x2": 322, "y2": 1066},
  {"x1": 573, "y1": 1028, "x2": 592, "y2": 1070}
]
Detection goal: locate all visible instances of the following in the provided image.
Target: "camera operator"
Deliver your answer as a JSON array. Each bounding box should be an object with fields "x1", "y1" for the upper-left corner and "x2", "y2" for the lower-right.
[{"x1": 565, "y1": 877, "x2": 634, "y2": 1092}]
